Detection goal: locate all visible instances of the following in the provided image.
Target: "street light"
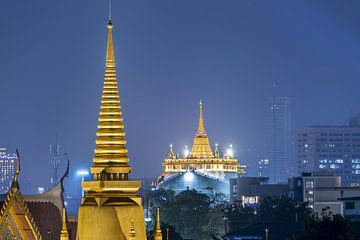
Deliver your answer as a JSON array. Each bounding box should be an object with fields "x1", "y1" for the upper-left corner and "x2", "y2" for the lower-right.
[
  {"x1": 77, "y1": 170, "x2": 90, "y2": 197},
  {"x1": 265, "y1": 227, "x2": 269, "y2": 240}
]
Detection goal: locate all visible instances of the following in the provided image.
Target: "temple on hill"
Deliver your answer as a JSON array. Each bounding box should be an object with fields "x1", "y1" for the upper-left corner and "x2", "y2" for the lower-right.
[
  {"x1": 157, "y1": 102, "x2": 245, "y2": 198},
  {"x1": 76, "y1": 18, "x2": 147, "y2": 239},
  {"x1": 0, "y1": 152, "x2": 76, "y2": 239}
]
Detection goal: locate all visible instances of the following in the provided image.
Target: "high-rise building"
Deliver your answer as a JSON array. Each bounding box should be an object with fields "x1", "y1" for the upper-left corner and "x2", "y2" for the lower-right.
[
  {"x1": 268, "y1": 97, "x2": 291, "y2": 183},
  {"x1": 50, "y1": 136, "x2": 61, "y2": 188},
  {"x1": 298, "y1": 117, "x2": 360, "y2": 186},
  {"x1": 0, "y1": 148, "x2": 16, "y2": 194},
  {"x1": 258, "y1": 158, "x2": 269, "y2": 177}
]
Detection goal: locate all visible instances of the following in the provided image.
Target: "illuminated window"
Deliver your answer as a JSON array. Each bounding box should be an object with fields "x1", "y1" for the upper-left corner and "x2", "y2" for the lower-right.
[{"x1": 305, "y1": 181, "x2": 314, "y2": 189}]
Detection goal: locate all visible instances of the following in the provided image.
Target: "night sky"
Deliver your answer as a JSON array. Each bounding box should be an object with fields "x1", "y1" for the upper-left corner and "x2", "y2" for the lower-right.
[{"x1": 1, "y1": 0, "x2": 360, "y2": 194}]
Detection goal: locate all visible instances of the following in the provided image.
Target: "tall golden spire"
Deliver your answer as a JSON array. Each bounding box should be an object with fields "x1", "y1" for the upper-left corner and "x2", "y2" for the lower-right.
[
  {"x1": 191, "y1": 101, "x2": 213, "y2": 158},
  {"x1": 60, "y1": 208, "x2": 69, "y2": 240},
  {"x1": 197, "y1": 100, "x2": 205, "y2": 134},
  {"x1": 91, "y1": 20, "x2": 132, "y2": 178},
  {"x1": 154, "y1": 208, "x2": 163, "y2": 240},
  {"x1": 77, "y1": 19, "x2": 146, "y2": 240}
]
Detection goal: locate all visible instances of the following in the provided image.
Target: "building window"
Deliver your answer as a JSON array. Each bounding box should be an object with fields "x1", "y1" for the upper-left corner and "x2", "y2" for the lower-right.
[
  {"x1": 305, "y1": 181, "x2": 314, "y2": 189},
  {"x1": 345, "y1": 202, "x2": 355, "y2": 210}
]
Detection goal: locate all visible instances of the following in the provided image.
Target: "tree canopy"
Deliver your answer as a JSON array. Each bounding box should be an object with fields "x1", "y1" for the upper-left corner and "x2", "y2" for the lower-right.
[{"x1": 149, "y1": 189, "x2": 225, "y2": 240}]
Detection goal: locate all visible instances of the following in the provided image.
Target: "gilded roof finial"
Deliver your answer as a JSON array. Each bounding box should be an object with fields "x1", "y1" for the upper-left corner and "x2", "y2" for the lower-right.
[
  {"x1": 154, "y1": 208, "x2": 163, "y2": 240},
  {"x1": 60, "y1": 208, "x2": 69, "y2": 240},
  {"x1": 214, "y1": 143, "x2": 220, "y2": 158},
  {"x1": 11, "y1": 150, "x2": 21, "y2": 190},
  {"x1": 191, "y1": 101, "x2": 213, "y2": 158},
  {"x1": 168, "y1": 144, "x2": 175, "y2": 158},
  {"x1": 197, "y1": 100, "x2": 205, "y2": 134}
]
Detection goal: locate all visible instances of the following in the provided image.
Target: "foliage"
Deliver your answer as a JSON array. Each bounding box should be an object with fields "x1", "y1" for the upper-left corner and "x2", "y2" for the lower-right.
[
  {"x1": 149, "y1": 189, "x2": 225, "y2": 240},
  {"x1": 293, "y1": 207, "x2": 354, "y2": 240},
  {"x1": 224, "y1": 197, "x2": 312, "y2": 239}
]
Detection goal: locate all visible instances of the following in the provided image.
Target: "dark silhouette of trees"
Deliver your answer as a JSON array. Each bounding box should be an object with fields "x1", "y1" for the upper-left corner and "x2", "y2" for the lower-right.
[
  {"x1": 149, "y1": 189, "x2": 225, "y2": 240},
  {"x1": 224, "y1": 197, "x2": 312, "y2": 239},
  {"x1": 293, "y1": 207, "x2": 354, "y2": 240}
]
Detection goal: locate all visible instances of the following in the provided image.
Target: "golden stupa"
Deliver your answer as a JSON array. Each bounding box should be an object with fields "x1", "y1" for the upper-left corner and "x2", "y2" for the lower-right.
[
  {"x1": 162, "y1": 101, "x2": 240, "y2": 178},
  {"x1": 76, "y1": 19, "x2": 146, "y2": 239}
]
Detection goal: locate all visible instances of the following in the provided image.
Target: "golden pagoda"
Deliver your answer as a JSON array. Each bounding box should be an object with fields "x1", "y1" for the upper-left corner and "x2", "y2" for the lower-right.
[
  {"x1": 191, "y1": 100, "x2": 214, "y2": 159},
  {"x1": 76, "y1": 19, "x2": 146, "y2": 239},
  {"x1": 60, "y1": 208, "x2": 69, "y2": 240},
  {"x1": 157, "y1": 102, "x2": 244, "y2": 198},
  {"x1": 154, "y1": 208, "x2": 163, "y2": 240},
  {"x1": 162, "y1": 101, "x2": 240, "y2": 177}
]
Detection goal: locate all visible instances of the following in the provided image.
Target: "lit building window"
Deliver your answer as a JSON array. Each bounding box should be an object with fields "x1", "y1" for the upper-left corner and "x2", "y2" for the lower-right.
[{"x1": 305, "y1": 181, "x2": 314, "y2": 189}]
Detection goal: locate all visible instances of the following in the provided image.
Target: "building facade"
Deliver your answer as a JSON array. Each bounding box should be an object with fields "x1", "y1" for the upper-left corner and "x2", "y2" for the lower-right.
[
  {"x1": 289, "y1": 172, "x2": 360, "y2": 216},
  {"x1": 0, "y1": 148, "x2": 16, "y2": 194},
  {"x1": 258, "y1": 158, "x2": 270, "y2": 177},
  {"x1": 230, "y1": 177, "x2": 288, "y2": 204},
  {"x1": 157, "y1": 102, "x2": 244, "y2": 198},
  {"x1": 268, "y1": 97, "x2": 291, "y2": 183},
  {"x1": 298, "y1": 119, "x2": 360, "y2": 186}
]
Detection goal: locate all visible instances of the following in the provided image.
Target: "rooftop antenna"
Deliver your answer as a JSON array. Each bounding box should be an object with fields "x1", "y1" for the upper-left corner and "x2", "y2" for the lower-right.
[{"x1": 108, "y1": 0, "x2": 112, "y2": 23}]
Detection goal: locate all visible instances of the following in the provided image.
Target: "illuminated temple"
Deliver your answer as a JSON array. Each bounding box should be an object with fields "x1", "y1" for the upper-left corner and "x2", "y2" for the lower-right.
[{"x1": 157, "y1": 102, "x2": 245, "y2": 198}]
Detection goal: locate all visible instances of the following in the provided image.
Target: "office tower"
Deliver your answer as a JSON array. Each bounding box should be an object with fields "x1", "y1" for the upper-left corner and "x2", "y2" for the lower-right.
[
  {"x1": 298, "y1": 117, "x2": 360, "y2": 186},
  {"x1": 0, "y1": 148, "x2": 16, "y2": 194},
  {"x1": 50, "y1": 139, "x2": 61, "y2": 187},
  {"x1": 258, "y1": 158, "x2": 270, "y2": 177},
  {"x1": 268, "y1": 97, "x2": 291, "y2": 183}
]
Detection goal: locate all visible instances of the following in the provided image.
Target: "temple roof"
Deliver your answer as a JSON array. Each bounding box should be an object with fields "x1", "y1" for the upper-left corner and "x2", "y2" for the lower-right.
[
  {"x1": 191, "y1": 101, "x2": 214, "y2": 159},
  {"x1": 0, "y1": 152, "x2": 76, "y2": 239}
]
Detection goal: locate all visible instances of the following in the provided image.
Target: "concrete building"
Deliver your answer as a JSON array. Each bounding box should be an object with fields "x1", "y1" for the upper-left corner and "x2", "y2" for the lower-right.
[
  {"x1": 298, "y1": 118, "x2": 360, "y2": 186},
  {"x1": 0, "y1": 148, "x2": 16, "y2": 194},
  {"x1": 289, "y1": 172, "x2": 360, "y2": 216},
  {"x1": 230, "y1": 177, "x2": 288, "y2": 204},
  {"x1": 268, "y1": 97, "x2": 291, "y2": 183},
  {"x1": 338, "y1": 196, "x2": 360, "y2": 221}
]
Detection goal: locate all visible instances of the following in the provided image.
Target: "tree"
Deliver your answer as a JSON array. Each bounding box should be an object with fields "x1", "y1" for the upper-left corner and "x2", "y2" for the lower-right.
[
  {"x1": 149, "y1": 189, "x2": 225, "y2": 240},
  {"x1": 224, "y1": 197, "x2": 312, "y2": 239},
  {"x1": 294, "y1": 208, "x2": 354, "y2": 240}
]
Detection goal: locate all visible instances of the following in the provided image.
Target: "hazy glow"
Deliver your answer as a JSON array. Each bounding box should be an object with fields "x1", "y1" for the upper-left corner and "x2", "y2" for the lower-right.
[
  {"x1": 184, "y1": 145, "x2": 190, "y2": 157},
  {"x1": 226, "y1": 145, "x2": 234, "y2": 158},
  {"x1": 38, "y1": 187, "x2": 45, "y2": 194},
  {"x1": 184, "y1": 171, "x2": 193, "y2": 182},
  {"x1": 77, "y1": 170, "x2": 90, "y2": 176}
]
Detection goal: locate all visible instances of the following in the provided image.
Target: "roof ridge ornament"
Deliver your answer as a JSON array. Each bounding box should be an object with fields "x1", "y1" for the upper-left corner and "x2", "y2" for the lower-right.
[{"x1": 11, "y1": 149, "x2": 21, "y2": 190}]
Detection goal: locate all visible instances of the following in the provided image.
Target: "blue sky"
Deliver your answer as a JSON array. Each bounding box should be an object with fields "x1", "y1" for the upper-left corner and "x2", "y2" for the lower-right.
[{"x1": 1, "y1": 0, "x2": 360, "y2": 193}]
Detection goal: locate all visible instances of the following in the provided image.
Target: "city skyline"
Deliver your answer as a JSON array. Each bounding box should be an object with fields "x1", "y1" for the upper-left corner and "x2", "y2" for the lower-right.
[{"x1": 1, "y1": 1, "x2": 360, "y2": 190}]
